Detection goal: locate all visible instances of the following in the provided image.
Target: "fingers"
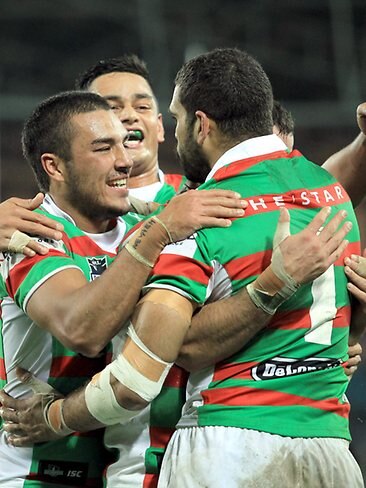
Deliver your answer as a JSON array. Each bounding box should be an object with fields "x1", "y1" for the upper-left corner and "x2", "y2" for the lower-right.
[
  {"x1": 273, "y1": 208, "x2": 290, "y2": 248},
  {"x1": 326, "y1": 239, "x2": 349, "y2": 266},
  {"x1": 16, "y1": 367, "x2": 56, "y2": 394},
  {"x1": 1, "y1": 407, "x2": 19, "y2": 424},
  {"x1": 345, "y1": 257, "x2": 366, "y2": 305},
  {"x1": 26, "y1": 193, "x2": 45, "y2": 211},
  {"x1": 15, "y1": 208, "x2": 64, "y2": 239},
  {"x1": 345, "y1": 274, "x2": 366, "y2": 304},
  {"x1": 185, "y1": 189, "x2": 247, "y2": 210},
  {"x1": 305, "y1": 207, "x2": 332, "y2": 234},
  {"x1": 357, "y1": 102, "x2": 366, "y2": 134},
  {"x1": 0, "y1": 390, "x2": 18, "y2": 410},
  {"x1": 316, "y1": 210, "x2": 352, "y2": 265},
  {"x1": 5, "y1": 434, "x2": 35, "y2": 448},
  {"x1": 198, "y1": 203, "x2": 245, "y2": 219},
  {"x1": 344, "y1": 341, "x2": 362, "y2": 377},
  {"x1": 345, "y1": 255, "x2": 366, "y2": 278},
  {"x1": 348, "y1": 342, "x2": 362, "y2": 356},
  {"x1": 317, "y1": 209, "x2": 349, "y2": 242},
  {"x1": 22, "y1": 240, "x2": 50, "y2": 257},
  {"x1": 198, "y1": 189, "x2": 243, "y2": 201}
]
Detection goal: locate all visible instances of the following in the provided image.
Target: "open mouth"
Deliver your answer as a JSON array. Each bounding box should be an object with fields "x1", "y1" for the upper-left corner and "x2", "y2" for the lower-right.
[
  {"x1": 108, "y1": 178, "x2": 127, "y2": 189},
  {"x1": 125, "y1": 129, "x2": 144, "y2": 148}
]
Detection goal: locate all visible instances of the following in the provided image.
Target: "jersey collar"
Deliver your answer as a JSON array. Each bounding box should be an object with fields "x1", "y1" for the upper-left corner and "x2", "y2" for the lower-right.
[{"x1": 205, "y1": 134, "x2": 288, "y2": 182}]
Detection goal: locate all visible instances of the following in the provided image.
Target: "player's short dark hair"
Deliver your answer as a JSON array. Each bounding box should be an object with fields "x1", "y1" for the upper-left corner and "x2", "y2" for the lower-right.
[
  {"x1": 22, "y1": 91, "x2": 111, "y2": 191},
  {"x1": 175, "y1": 47, "x2": 273, "y2": 139},
  {"x1": 272, "y1": 100, "x2": 295, "y2": 136},
  {"x1": 75, "y1": 54, "x2": 152, "y2": 90}
]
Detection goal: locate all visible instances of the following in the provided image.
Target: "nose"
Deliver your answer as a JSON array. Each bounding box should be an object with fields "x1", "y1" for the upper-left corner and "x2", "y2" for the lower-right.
[
  {"x1": 120, "y1": 104, "x2": 139, "y2": 125},
  {"x1": 115, "y1": 143, "x2": 133, "y2": 171}
]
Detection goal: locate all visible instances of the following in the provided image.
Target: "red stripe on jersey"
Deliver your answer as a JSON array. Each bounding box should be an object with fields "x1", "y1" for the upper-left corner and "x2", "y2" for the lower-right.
[
  {"x1": 213, "y1": 360, "x2": 258, "y2": 382},
  {"x1": 163, "y1": 364, "x2": 189, "y2": 388},
  {"x1": 269, "y1": 305, "x2": 350, "y2": 331},
  {"x1": 49, "y1": 355, "x2": 108, "y2": 378},
  {"x1": 143, "y1": 473, "x2": 158, "y2": 488},
  {"x1": 6, "y1": 250, "x2": 70, "y2": 299},
  {"x1": 0, "y1": 357, "x2": 6, "y2": 381},
  {"x1": 122, "y1": 219, "x2": 145, "y2": 243},
  {"x1": 224, "y1": 250, "x2": 272, "y2": 281},
  {"x1": 153, "y1": 254, "x2": 213, "y2": 285},
  {"x1": 213, "y1": 150, "x2": 293, "y2": 181},
  {"x1": 149, "y1": 425, "x2": 175, "y2": 449},
  {"x1": 334, "y1": 241, "x2": 361, "y2": 266},
  {"x1": 202, "y1": 386, "x2": 349, "y2": 417},
  {"x1": 241, "y1": 183, "x2": 350, "y2": 218},
  {"x1": 164, "y1": 173, "x2": 185, "y2": 192},
  {"x1": 62, "y1": 233, "x2": 116, "y2": 257}
]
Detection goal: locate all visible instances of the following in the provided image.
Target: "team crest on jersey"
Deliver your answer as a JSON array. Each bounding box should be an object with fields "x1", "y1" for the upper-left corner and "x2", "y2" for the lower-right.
[{"x1": 87, "y1": 257, "x2": 108, "y2": 280}]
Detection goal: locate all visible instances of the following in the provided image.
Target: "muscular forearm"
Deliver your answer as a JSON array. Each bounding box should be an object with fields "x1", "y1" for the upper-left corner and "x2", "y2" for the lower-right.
[
  {"x1": 29, "y1": 217, "x2": 170, "y2": 357},
  {"x1": 177, "y1": 288, "x2": 271, "y2": 371},
  {"x1": 322, "y1": 132, "x2": 366, "y2": 206}
]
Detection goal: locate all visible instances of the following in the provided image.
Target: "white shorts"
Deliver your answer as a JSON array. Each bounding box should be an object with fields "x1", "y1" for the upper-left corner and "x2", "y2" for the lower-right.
[{"x1": 158, "y1": 426, "x2": 364, "y2": 488}]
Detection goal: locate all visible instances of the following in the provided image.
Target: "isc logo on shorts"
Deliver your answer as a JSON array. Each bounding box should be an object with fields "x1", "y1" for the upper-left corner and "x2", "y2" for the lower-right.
[{"x1": 38, "y1": 460, "x2": 88, "y2": 486}]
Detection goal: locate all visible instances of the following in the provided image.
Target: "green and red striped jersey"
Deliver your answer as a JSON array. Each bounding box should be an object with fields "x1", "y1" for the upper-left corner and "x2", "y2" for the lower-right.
[
  {"x1": 129, "y1": 170, "x2": 186, "y2": 205},
  {"x1": 0, "y1": 201, "x2": 140, "y2": 487},
  {"x1": 145, "y1": 135, "x2": 360, "y2": 441}
]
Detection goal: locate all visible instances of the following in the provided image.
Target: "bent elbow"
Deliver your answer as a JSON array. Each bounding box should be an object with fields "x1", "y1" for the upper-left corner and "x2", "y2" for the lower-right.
[
  {"x1": 176, "y1": 350, "x2": 203, "y2": 373},
  {"x1": 59, "y1": 324, "x2": 105, "y2": 358}
]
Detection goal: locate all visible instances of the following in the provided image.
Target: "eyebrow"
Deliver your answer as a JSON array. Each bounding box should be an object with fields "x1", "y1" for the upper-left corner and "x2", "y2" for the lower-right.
[
  {"x1": 104, "y1": 93, "x2": 154, "y2": 102},
  {"x1": 91, "y1": 137, "x2": 116, "y2": 145}
]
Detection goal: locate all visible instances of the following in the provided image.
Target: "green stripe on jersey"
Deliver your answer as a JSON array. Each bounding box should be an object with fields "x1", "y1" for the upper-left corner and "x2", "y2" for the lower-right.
[{"x1": 147, "y1": 150, "x2": 359, "y2": 439}]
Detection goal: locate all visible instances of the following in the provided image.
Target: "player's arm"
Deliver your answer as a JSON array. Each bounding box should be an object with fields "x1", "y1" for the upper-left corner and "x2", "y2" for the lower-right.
[
  {"x1": 0, "y1": 289, "x2": 195, "y2": 438},
  {"x1": 178, "y1": 207, "x2": 352, "y2": 371},
  {"x1": 322, "y1": 103, "x2": 366, "y2": 206},
  {"x1": 0, "y1": 193, "x2": 64, "y2": 256},
  {"x1": 23, "y1": 189, "x2": 246, "y2": 357}
]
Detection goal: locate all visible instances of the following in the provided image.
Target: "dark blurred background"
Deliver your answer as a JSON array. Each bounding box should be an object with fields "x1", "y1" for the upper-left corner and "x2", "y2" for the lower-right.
[{"x1": 1, "y1": 0, "x2": 366, "y2": 478}]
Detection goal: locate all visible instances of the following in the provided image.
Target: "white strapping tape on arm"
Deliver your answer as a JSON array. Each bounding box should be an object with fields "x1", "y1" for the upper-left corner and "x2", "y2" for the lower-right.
[
  {"x1": 110, "y1": 323, "x2": 173, "y2": 402},
  {"x1": 85, "y1": 324, "x2": 173, "y2": 425},
  {"x1": 85, "y1": 364, "x2": 140, "y2": 426}
]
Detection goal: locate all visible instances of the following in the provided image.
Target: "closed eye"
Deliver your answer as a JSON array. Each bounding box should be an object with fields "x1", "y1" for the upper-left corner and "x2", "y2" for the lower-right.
[{"x1": 94, "y1": 146, "x2": 111, "y2": 152}]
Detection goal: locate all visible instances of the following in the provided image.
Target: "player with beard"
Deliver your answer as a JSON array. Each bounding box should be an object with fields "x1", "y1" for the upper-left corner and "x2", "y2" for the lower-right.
[{"x1": 1, "y1": 49, "x2": 364, "y2": 488}]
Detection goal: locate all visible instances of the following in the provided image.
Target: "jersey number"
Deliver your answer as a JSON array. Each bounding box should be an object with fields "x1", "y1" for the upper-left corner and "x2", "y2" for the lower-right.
[{"x1": 305, "y1": 266, "x2": 336, "y2": 345}]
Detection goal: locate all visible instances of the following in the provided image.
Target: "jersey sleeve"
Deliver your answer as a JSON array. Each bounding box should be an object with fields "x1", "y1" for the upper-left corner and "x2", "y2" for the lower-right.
[
  {"x1": 144, "y1": 234, "x2": 214, "y2": 304},
  {"x1": 0, "y1": 236, "x2": 80, "y2": 311}
]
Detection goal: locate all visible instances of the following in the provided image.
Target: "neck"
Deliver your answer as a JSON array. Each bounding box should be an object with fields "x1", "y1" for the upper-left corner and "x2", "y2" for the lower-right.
[
  {"x1": 128, "y1": 163, "x2": 160, "y2": 189},
  {"x1": 49, "y1": 194, "x2": 116, "y2": 234}
]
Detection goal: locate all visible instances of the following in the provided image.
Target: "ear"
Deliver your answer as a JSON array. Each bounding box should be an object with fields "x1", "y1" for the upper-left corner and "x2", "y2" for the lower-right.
[
  {"x1": 41, "y1": 153, "x2": 66, "y2": 183},
  {"x1": 157, "y1": 113, "x2": 165, "y2": 144},
  {"x1": 195, "y1": 110, "x2": 211, "y2": 145}
]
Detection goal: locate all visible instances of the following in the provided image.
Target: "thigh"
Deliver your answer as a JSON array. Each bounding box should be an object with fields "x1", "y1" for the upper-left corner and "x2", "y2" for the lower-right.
[
  {"x1": 300, "y1": 438, "x2": 364, "y2": 488},
  {"x1": 158, "y1": 426, "x2": 299, "y2": 488},
  {"x1": 158, "y1": 428, "x2": 364, "y2": 488}
]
